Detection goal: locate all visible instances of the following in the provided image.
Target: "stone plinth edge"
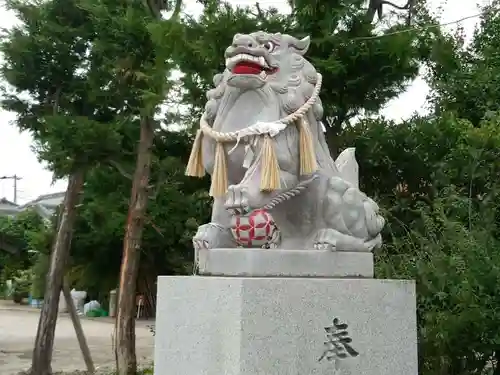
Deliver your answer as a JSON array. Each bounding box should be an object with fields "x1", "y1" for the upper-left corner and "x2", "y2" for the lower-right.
[{"x1": 196, "y1": 248, "x2": 373, "y2": 278}]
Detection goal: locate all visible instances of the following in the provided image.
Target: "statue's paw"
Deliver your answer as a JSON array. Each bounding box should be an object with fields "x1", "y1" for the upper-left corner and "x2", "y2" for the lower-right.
[
  {"x1": 193, "y1": 223, "x2": 235, "y2": 250},
  {"x1": 313, "y1": 229, "x2": 337, "y2": 251},
  {"x1": 225, "y1": 185, "x2": 250, "y2": 214}
]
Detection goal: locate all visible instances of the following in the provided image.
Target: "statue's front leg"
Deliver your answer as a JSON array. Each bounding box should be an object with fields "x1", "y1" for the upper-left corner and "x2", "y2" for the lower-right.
[{"x1": 193, "y1": 197, "x2": 237, "y2": 250}]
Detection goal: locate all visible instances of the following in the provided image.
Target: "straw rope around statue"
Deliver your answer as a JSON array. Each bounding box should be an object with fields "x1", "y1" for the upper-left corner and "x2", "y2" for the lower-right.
[{"x1": 185, "y1": 73, "x2": 323, "y2": 197}]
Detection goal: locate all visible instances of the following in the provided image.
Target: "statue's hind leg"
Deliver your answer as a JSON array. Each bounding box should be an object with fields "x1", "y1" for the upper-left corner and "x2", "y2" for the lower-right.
[
  {"x1": 312, "y1": 228, "x2": 375, "y2": 252},
  {"x1": 193, "y1": 198, "x2": 237, "y2": 250}
]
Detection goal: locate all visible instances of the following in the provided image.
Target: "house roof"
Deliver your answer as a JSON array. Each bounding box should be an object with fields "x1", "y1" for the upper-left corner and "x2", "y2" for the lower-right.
[
  {"x1": 18, "y1": 191, "x2": 65, "y2": 209},
  {"x1": 0, "y1": 191, "x2": 65, "y2": 219},
  {"x1": 0, "y1": 197, "x2": 18, "y2": 207}
]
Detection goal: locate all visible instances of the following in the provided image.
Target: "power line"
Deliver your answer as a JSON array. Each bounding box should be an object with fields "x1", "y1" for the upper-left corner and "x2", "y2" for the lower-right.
[
  {"x1": 230, "y1": 0, "x2": 486, "y2": 42},
  {"x1": 351, "y1": 12, "x2": 483, "y2": 41}
]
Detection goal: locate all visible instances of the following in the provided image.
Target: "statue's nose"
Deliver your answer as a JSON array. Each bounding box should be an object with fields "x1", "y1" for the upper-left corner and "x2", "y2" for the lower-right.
[{"x1": 232, "y1": 35, "x2": 257, "y2": 48}]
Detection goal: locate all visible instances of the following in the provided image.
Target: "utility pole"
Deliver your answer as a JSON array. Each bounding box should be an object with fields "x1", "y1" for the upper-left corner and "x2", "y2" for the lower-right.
[{"x1": 0, "y1": 174, "x2": 22, "y2": 204}]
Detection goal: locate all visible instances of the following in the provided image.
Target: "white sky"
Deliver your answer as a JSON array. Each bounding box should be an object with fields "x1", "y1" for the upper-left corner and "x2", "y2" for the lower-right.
[{"x1": 0, "y1": 0, "x2": 485, "y2": 204}]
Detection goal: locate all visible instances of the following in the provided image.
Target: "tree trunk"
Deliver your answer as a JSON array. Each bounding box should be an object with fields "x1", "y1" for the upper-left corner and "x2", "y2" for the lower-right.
[
  {"x1": 115, "y1": 116, "x2": 155, "y2": 375},
  {"x1": 31, "y1": 169, "x2": 85, "y2": 375}
]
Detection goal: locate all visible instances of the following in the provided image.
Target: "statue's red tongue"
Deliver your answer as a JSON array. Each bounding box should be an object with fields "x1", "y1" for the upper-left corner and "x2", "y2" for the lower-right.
[{"x1": 233, "y1": 61, "x2": 262, "y2": 75}]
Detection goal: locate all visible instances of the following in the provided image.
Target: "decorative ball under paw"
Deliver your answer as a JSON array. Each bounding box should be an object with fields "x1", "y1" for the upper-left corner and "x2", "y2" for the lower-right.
[{"x1": 230, "y1": 209, "x2": 280, "y2": 248}]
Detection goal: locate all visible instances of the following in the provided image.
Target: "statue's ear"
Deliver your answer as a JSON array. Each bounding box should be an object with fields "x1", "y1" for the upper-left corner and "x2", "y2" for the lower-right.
[
  {"x1": 291, "y1": 36, "x2": 310, "y2": 55},
  {"x1": 232, "y1": 33, "x2": 242, "y2": 43}
]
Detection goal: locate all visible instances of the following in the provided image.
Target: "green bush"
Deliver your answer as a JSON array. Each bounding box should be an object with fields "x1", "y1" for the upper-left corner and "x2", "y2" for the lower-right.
[
  {"x1": 376, "y1": 188, "x2": 500, "y2": 375},
  {"x1": 11, "y1": 270, "x2": 31, "y2": 303},
  {"x1": 31, "y1": 253, "x2": 50, "y2": 300}
]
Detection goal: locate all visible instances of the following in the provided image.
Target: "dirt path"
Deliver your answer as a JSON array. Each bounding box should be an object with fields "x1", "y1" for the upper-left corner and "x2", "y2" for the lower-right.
[{"x1": 0, "y1": 303, "x2": 154, "y2": 375}]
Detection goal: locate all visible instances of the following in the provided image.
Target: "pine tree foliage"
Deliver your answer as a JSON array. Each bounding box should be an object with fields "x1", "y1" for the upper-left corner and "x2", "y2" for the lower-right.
[
  {"x1": 1, "y1": 0, "x2": 125, "y2": 177},
  {"x1": 428, "y1": 0, "x2": 500, "y2": 127}
]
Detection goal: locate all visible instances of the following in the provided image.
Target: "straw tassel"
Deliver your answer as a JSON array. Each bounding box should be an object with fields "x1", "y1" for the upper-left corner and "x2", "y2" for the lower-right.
[
  {"x1": 209, "y1": 142, "x2": 229, "y2": 197},
  {"x1": 260, "y1": 135, "x2": 281, "y2": 191},
  {"x1": 298, "y1": 117, "x2": 317, "y2": 175},
  {"x1": 185, "y1": 129, "x2": 205, "y2": 177}
]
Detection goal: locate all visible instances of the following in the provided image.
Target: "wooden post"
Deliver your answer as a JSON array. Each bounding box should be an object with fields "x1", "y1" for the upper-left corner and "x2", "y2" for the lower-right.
[
  {"x1": 62, "y1": 279, "x2": 95, "y2": 373},
  {"x1": 31, "y1": 170, "x2": 85, "y2": 375}
]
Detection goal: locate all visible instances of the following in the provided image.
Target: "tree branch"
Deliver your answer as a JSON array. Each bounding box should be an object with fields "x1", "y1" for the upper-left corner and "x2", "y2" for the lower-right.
[
  {"x1": 144, "y1": 214, "x2": 163, "y2": 237},
  {"x1": 366, "y1": 0, "x2": 416, "y2": 23},
  {"x1": 146, "y1": 0, "x2": 182, "y2": 20},
  {"x1": 52, "y1": 87, "x2": 61, "y2": 116},
  {"x1": 169, "y1": 0, "x2": 182, "y2": 21},
  {"x1": 109, "y1": 160, "x2": 133, "y2": 180},
  {"x1": 146, "y1": 0, "x2": 162, "y2": 19},
  {"x1": 251, "y1": 2, "x2": 266, "y2": 23},
  {"x1": 148, "y1": 170, "x2": 166, "y2": 200}
]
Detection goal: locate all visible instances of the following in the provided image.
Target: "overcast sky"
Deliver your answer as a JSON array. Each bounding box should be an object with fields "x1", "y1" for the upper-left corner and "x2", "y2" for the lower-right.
[{"x1": 0, "y1": 0, "x2": 484, "y2": 204}]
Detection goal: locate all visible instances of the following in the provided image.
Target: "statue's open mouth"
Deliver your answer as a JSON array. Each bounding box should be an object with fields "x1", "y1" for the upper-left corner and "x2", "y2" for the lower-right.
[{"x1": 225, "y1": 53, "x2": 277, "y2": 79}]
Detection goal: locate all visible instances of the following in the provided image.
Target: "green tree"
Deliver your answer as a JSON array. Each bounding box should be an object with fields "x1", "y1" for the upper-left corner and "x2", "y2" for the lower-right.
[
  {"x1": 428, "y1": 1, "x2": 500, "y2": 126},
  {"x1": 77, "y1": 0, "x2": 186, "y2": 371},
  {"x1": 2, "y1": 0, "x2": 190, "y2": 371},
  {"x1": 0, "y1": 210, "x2": 47, "y2": 289},
  {"x1": 377, "y1": 190, "x2": 500, "y2": 375},
  {"x1": 1, "y1": 0, "x2": 126, "y2": 372},
  {"x1": 412, "y1": 5, "x2": 500, "y2": 370}
]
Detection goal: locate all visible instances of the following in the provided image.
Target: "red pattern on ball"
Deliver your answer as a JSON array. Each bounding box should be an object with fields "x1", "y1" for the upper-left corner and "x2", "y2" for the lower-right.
[{"x1": 232, "y1": 209, "x2": 275, "y2": 247}]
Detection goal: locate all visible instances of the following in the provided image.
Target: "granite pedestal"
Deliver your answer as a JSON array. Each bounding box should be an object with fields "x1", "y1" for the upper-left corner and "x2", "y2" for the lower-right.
[{"x1": 154, "y1": 250, "x2": 418, "y2": 375}]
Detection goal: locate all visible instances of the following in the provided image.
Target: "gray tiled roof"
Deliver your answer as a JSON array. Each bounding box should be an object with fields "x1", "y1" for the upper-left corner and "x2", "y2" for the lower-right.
[{"x1": 0, "y1": 192, "x2": 65, "y2": 219}]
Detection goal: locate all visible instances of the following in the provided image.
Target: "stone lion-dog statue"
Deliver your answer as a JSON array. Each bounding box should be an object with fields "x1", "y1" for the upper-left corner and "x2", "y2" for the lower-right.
[{"x1": 185, "y1": 31, "x2": 385, "y2": 252}]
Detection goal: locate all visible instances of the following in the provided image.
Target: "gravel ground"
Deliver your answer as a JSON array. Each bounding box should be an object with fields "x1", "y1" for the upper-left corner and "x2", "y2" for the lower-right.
[{"x1": 0, "y1": 303, "x2": 154, "y2": 375}]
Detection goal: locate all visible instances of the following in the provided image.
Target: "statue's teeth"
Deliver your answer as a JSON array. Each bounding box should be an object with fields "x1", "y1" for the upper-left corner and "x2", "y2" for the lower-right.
[{"x1": 226, "y1": 53, "x2": 268, "y2": 70}]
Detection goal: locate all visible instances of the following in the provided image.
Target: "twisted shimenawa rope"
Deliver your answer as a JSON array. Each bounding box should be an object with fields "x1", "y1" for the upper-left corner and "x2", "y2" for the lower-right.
[
  {"x1": 199, "y1": 73, "x2": 323, "y2": 142},
  {"x1": 262, "y1": 174, "x2": 319, "y2": 210}
]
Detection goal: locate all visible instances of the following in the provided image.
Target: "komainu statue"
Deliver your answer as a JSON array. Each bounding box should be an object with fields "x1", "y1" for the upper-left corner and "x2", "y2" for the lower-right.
[{"x1": 185, "y1": 31, "x2": 385, "y2": 251}]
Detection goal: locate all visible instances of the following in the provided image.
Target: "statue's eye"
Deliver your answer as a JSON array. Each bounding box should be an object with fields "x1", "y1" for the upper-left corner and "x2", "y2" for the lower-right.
[{"x1": 263, "y1": 41, "x2": 276, "y2": 52}]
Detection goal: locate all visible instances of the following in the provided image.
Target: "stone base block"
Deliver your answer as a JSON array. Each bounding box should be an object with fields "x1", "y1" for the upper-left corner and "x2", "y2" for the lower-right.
[
  {"x1": 197, "y1": 248, "x2": 373, "y2": 278},
  {"x1": 154, "y1": 276, "x2": 417, "y2": 375}
]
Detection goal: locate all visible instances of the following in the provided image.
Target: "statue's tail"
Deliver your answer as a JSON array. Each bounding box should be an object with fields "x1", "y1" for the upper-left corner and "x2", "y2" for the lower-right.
[
  {"x1": 334, "y1": 147, "x2": 359, "y2": 188},
  {"x1": 335, "y1": 147, "x2": 384, "y2": 239}
]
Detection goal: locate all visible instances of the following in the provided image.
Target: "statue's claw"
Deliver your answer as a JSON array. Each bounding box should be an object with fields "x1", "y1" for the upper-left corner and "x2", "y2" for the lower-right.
[
  {"x1": 313, "y1": 229, "x2": 338, "y2": 251},
  {"x1": 225, "y1": 185, "x2": 250, "y2": 214},
  {"x1": 193, "y1": 239, "x2": 209, "y2": 250},
  {"x1": 193, "y1": 223, "x2": 236, "y2": 250}
]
